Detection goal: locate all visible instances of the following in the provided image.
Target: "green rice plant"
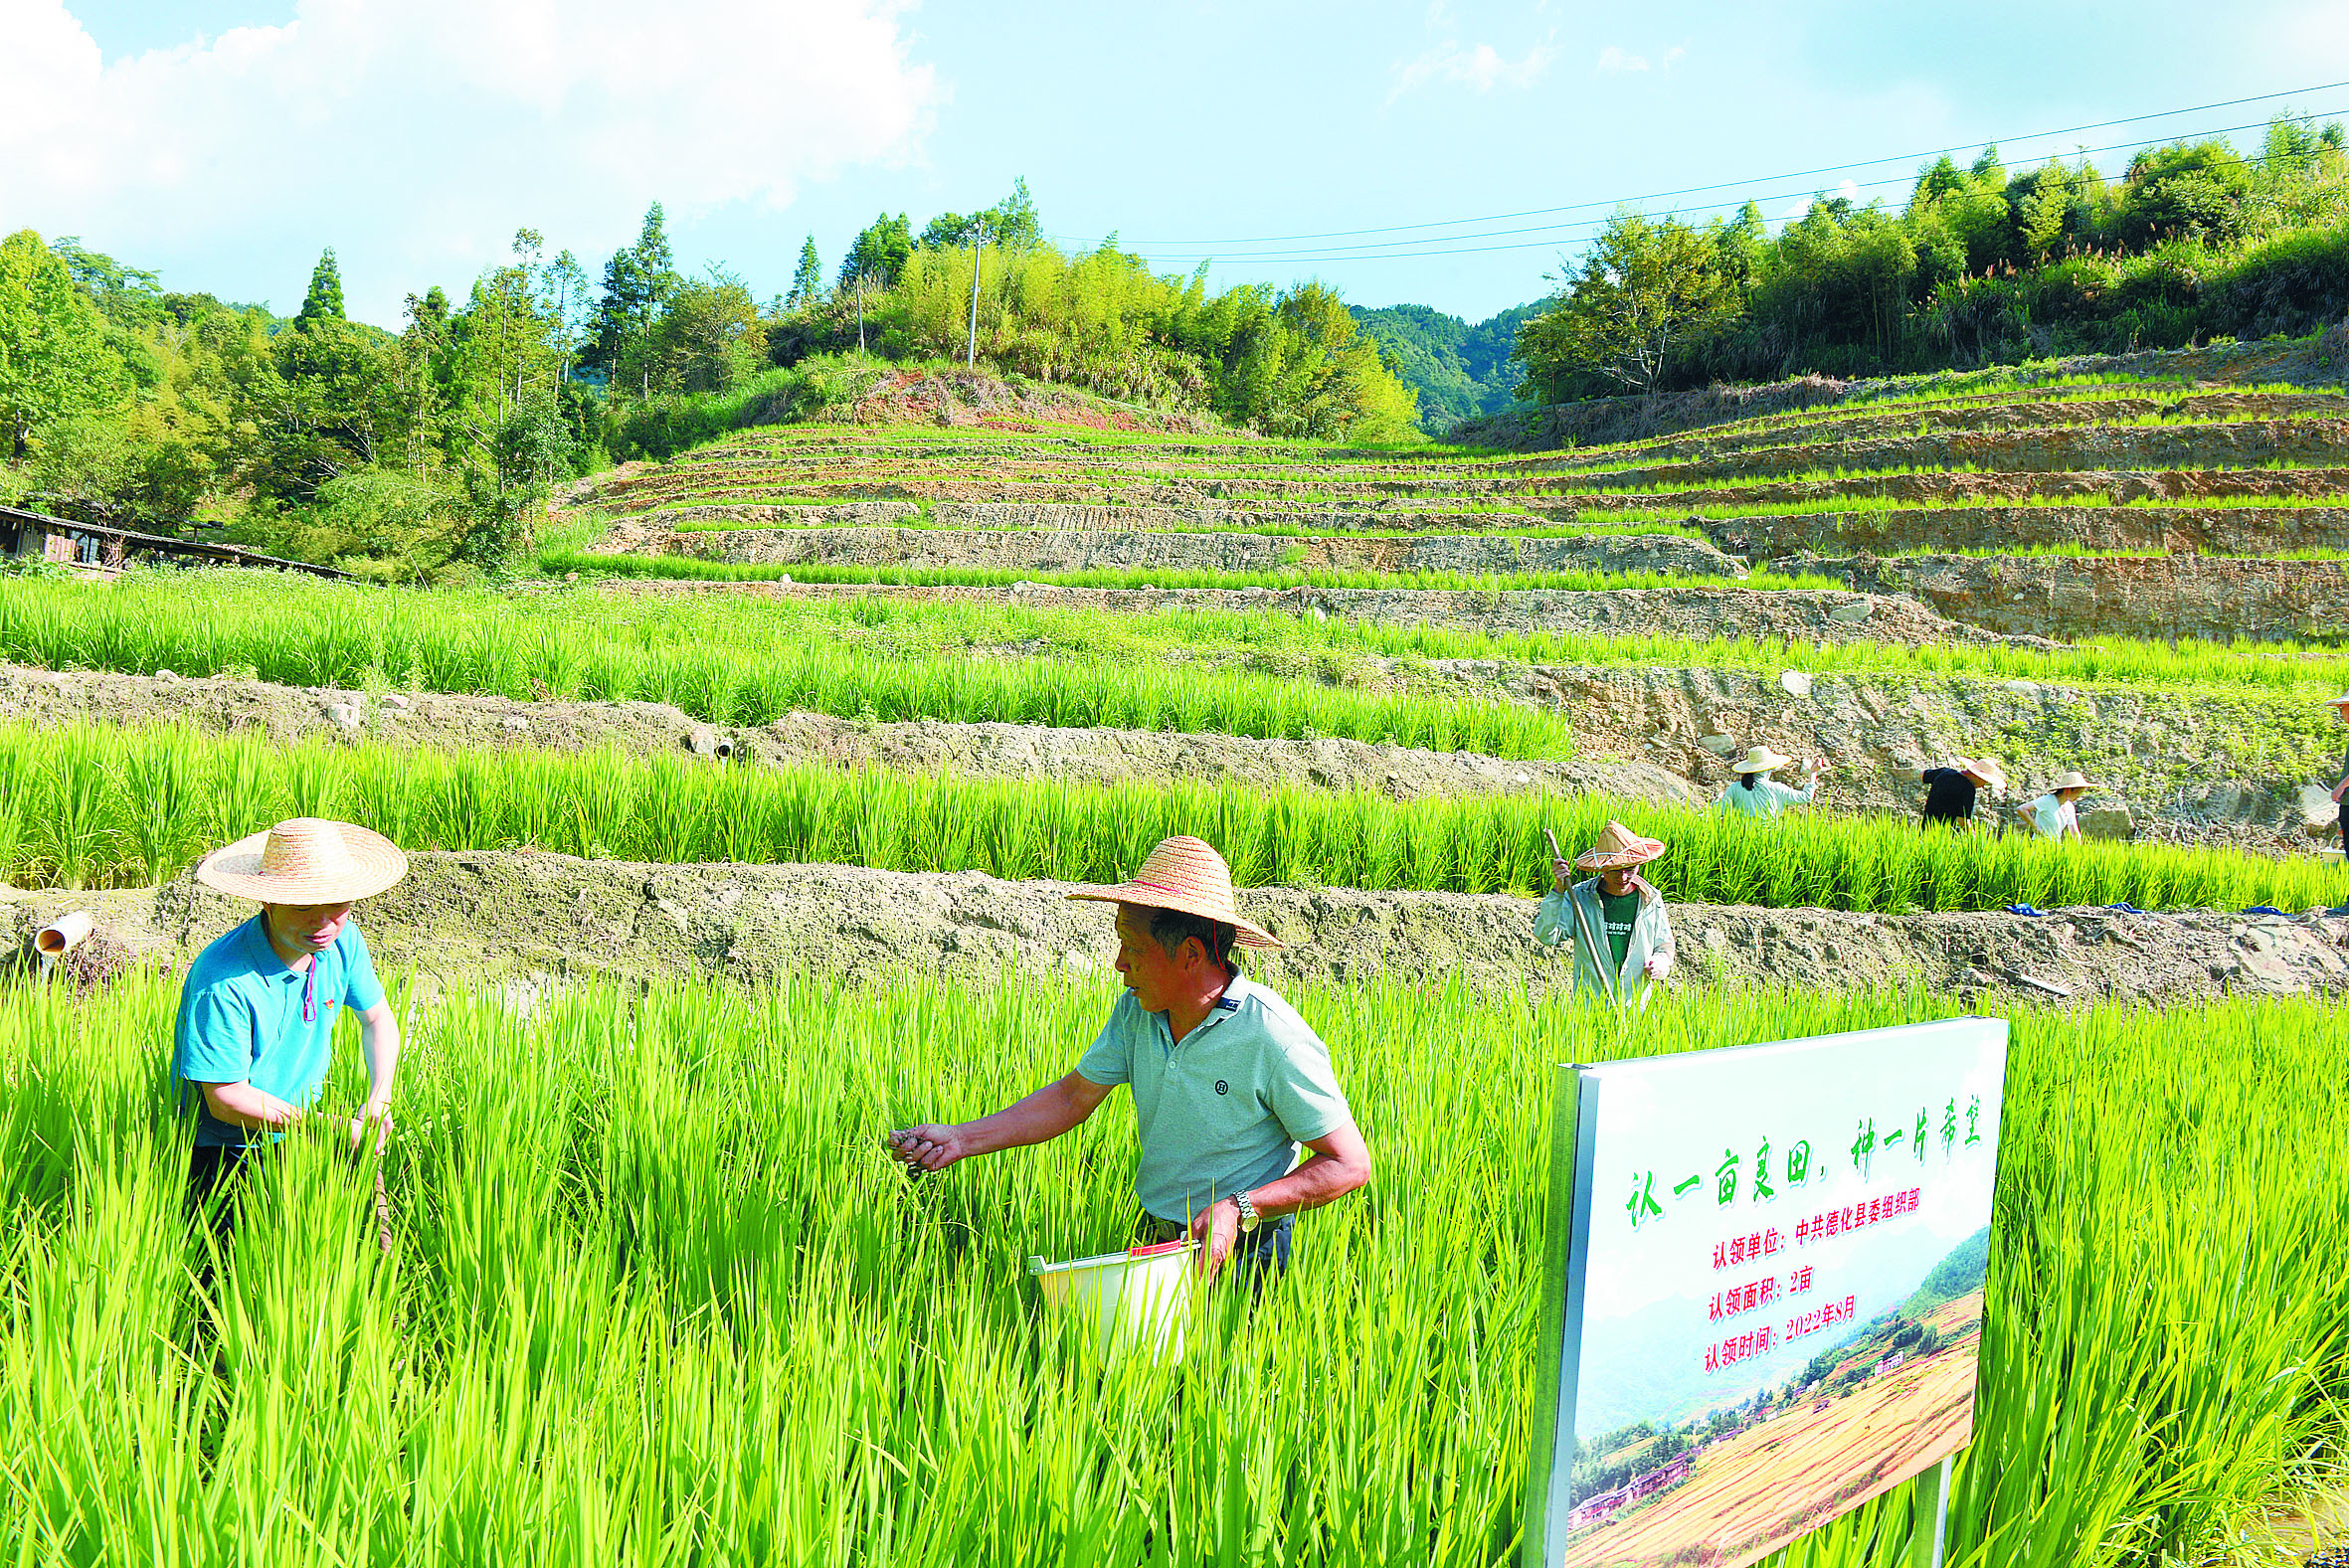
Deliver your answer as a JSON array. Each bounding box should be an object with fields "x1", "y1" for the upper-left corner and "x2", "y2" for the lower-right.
[
  {"x1": 0, "y1": 972, "x2": 2342, "y2": 1563},
  {"x1": 0, "y1": 720, "x2": 2336, "y2": 916}
]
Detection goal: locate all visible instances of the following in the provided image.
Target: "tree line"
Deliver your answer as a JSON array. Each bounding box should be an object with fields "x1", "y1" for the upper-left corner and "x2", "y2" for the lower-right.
[
  {"x1": 1512, "y1": 113, "x2": 2349, "y2": 403},
  {"x1": 0, "y1": 181, "x2": 1416, "y2": 579}
]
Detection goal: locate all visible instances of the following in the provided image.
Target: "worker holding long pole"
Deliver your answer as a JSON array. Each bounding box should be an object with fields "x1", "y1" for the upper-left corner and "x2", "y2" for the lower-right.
[{"x1": 1535, "y1": 821, "x2": 1677, "y2": 1012}]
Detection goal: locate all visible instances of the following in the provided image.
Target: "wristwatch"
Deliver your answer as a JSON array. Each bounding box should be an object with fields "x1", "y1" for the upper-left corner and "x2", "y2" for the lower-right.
[{"x1": 1233, "y1": 1190, "x2": 1261, "y2": 1234}]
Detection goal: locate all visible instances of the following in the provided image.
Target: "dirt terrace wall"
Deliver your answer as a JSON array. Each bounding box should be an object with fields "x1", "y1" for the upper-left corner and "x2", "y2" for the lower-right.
[
  {"x1": 1444, "y1": 339, "x2": 2335, "y2": 451},
  {"x1": 620, "y1": 579, "x2": 2016, "y2": 648},
  {"x1": 0, "y1": 664, "x2": 1703, "y2": 806},
  {"x1": 1541, "y1": 421, "x2": 2349, "y2": 493},
  {"x1": 1797, "y1": 553, "x2": 2349, "y2": 643},
  {"x1": 667, "y1": 524, "x2": 1743, "y2": 580},
  {"x1": 1699, "y1": 505, "x2": 2349, "y2": 559},
  {"x1": 1475, "y1": 660, "x2": 2343, "y2": 835},
  {"x1": 1539, "y1": 466, "x2": 2349, "y2": 515},
  {"x1": 8, "y1": 855, "x2": 2342, "y2": 1008}
]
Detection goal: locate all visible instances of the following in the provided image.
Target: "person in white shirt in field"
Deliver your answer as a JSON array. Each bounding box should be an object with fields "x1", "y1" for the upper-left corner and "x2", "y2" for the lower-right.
[
  {"x1": 1713, "y1": 745, "x2": 1828, "y2": 818},
  {"x1": 2016, "y1": 771, "x2": 2097, "y2": 842}
]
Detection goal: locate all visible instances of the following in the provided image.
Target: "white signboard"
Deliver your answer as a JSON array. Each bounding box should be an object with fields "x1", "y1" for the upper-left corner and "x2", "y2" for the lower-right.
[{"x1": 1524, "y1": 1017, "x2": 2009, "y2": 1568}]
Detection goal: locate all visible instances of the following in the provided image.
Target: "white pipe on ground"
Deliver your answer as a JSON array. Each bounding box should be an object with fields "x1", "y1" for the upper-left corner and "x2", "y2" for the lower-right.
[{"x1": 35, "y1": 911, "x2": 93, "y2": 960}]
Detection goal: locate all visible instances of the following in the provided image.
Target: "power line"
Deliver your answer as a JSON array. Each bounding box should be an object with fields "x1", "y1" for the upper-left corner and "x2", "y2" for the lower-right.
[
  {"x1": 1045, "y1": 81, "x2": 2349, "y2": 259},
  {"x1": 1063, "y1": 106, "x2": 2349, "y2": 267}
]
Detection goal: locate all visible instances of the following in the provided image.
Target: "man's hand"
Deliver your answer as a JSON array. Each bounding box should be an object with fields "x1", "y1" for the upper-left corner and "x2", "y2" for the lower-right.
[
  {"x1": 2333, "y1": 780, "x2": 2347, "y2": 803},
  {"x1": 1187, "y1": 1198, "x2": 1242, "y2": 1279},
  {"x1": 1550, "y1": 857, "x2": 1572, "y2": 894},
  {"x1": 1643, "y1": 955, "x2": 1668, "y2": 978},
  {"x1": 888, "y1": 1124, "x2": 974, "y2": 1173},
  {"x1": 350, "y1": 1100, "x2": 394, "y2": 1154}
]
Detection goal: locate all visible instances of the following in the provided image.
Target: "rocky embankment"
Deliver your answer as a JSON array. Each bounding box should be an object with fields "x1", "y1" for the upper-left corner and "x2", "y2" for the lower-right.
[
  {"x1": 663, "y1": 524, "x2": 1742, "y2": 580},
  {"x1": 1792, "y1": 553, "x2": 2349, "y2": 643},
  {"x1": 1468, "y1": 659, "x2": 2342, "y2": 841},
  {"x1": 8, "y1": 855, "x2": 2343, "y2": 1007},
  {"x1": 620, "y1": 578, "x2": 2019, "y2": 647}
]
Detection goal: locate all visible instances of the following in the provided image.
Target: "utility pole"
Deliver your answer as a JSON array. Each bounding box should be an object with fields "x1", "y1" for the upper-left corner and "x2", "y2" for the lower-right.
[{"x1": 966, "y1": 217, "x2": 988, "y2": 369}]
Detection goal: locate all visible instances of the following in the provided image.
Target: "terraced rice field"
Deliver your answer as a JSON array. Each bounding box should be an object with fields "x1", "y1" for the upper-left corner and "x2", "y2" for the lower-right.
[{"x1": 6, "y1": 348, "x2": 2349, "y2": 1563}]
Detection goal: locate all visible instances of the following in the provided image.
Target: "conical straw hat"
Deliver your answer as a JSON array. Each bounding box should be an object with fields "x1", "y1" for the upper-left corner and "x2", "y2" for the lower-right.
[
  {"x1": 1732, "y1": 745, "x2": 1793, "y2": 775},
  {"x1": 196, "y1": 818, "x2": 409, "y2": 904},
  {"x1": 1574, "y1": 819, "x2": 1667, "y2": 872},
  {"x1": 2045, "y1": 771, "x2": 2099, "y2": 793},
  {"x1": 1955, "y1": 756, "x2": 2008, "y2": 791},
  {"x1": 1066, "y1": 835, "x2": 1284, "y2": 950}
]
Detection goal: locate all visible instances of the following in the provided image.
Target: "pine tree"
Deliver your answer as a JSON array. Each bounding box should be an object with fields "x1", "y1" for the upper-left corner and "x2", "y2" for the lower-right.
[
  {"x1": 787, "y1": 237, "x2": 822, "y2": 308},
  {"x1": 297, "y1": 247, "x2": 345, "y2": 324}
]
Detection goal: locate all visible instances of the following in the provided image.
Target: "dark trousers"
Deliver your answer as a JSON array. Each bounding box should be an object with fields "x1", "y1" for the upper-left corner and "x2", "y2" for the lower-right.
[
  {"x1": 1135, "y1": 1209, "x2": 1294, "y2": 1280},
  {"x1": 185, "y1": 1143, "x2": 256, "y2": 1234}
]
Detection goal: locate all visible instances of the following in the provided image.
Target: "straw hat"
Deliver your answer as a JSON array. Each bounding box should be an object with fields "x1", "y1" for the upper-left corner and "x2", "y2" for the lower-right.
[
  {"x1": 1066, "y1": 835, "x2": 1284, "y2": 950},
  {"x1": 1732, "y1": 745, "x2": 1793, "y2": 775},
  {"x1": 195, "y1": 818, "x2": 409, "y2": 904},
  {"x1": 2044, "y1": 770, "x2": 2099, "y2": 794},
  {"x1": 1574, "y1": 819, "x2": 1667, "y2": 872},
  {"x1": 2323, "y1": 693, "x2": 2349, "y2": 708},
  {"x1": 1954, "y1": 756, "x2": 2008, "y2": 792}
]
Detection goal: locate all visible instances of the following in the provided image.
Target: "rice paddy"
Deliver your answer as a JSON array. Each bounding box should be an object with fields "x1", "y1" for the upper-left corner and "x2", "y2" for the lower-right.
[
  {"x1": 12, "y1": 354, "x2": 2349, "y2": 1566},
  {"x1": 2, "y1": 973, "x2": 2341, "y2": 1564},
  {"x1": 2, "y1": 720, "x2": 2334, "y2": 913}
]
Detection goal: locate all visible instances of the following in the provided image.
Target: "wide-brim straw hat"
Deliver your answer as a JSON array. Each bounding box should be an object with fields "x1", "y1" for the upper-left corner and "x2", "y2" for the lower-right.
[
  {"x1": 2045, "y1": 771, "x2": 2099, "y2": 794},
  {"x1": 1066, "y1": 834, "x2": 1285, "y2": 951},
  {"x1": 1732, "y1": 745, "x2": 1793, "y2": 775},
  {"x1": 1954, "y1": 756, "x2": 2008, "y2": 791},
  {"x1": 195, "y1": 817, "x2": 409, "y2": 904},
  {"x1": 1574, "y1": 819, "x2": 1667, "y2": 872},
  {"x1": 2323, "y1": 694, "x2": 2349, "y2": 707}
]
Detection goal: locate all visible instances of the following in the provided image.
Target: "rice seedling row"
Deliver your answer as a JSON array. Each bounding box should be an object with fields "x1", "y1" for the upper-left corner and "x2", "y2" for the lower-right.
[
  {"x1": 2, "y1": 971, "x2": 2341, "y2": 1565},
  {"x1": 7, "y1": 575, "x2": 2346, "y2": 700},
  {"x1": 3, "y1": 720, "x2": 2334, "y2": 913}
]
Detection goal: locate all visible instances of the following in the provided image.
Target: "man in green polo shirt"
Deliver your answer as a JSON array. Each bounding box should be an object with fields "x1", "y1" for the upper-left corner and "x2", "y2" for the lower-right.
[{"x1": 888, "y1": 835, "x2": 1372, "y2": 1280}]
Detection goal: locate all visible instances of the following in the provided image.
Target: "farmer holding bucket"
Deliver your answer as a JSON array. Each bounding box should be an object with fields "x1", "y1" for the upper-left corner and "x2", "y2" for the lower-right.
[
  {"x1": 172, "y1": 818, "x2": 406, "y2": 1246},
  {"x1": 1535, "y1": 820, "x2": 1676, "y2": 1011},
  {"x1": 887, "y1": 835, "x2": 1372, "y2": 1282}
]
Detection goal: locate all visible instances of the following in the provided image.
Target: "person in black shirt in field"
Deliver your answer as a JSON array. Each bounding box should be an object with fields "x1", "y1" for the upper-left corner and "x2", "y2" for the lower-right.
[{"x1": 1916, "y1": 757, "x2": 2006, "y2": 828}]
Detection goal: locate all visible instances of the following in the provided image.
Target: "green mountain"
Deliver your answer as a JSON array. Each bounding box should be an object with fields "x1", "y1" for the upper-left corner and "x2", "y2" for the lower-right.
[{"x1": 1350, "y1": 301, "x2": 1538, "y2": 432}]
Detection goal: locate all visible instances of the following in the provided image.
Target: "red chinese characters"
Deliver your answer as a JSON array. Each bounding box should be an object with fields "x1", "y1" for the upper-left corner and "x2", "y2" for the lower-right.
[
  {"x1": 1707, "y1": 1275, "x2": 1783, "y2": 1322},
  {"x1": 1714, "y1": 1228, "x2": 1786, "y2": 1270},
  {"x1": 1704, "y1": 1323, "x2": 1778, "y2": 1372}
]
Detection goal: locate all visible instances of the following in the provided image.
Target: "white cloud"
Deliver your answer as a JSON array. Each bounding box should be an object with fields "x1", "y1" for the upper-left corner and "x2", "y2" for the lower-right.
[
  {"x1": 1597, "y1": 43, "x2": 1687, "y2": 73},
  {"x1": 1388, "y1": 37, "x2": 1558, "y2": 105},
  {"x1": 1778, "y1": 178, "x2": 1864, "y2": 224},
  {"x1": 0, "y1": 0, "x2": 939, "y2": 323}
]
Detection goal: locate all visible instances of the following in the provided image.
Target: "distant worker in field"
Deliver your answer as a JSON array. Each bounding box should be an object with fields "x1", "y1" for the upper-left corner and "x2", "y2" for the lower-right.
[
  {"x1": 1715, "y1": 746, "x2": 1828, "y2": 817},
  {"x1": 2016, "y1": 772, "x2": 2097, "y2": 843},
  {"x1": 172, "y1": 818, "x2": 407, "y2": 1245},
  {"x1": 1536, "y1": 820, "x2": 1676, "y2": 1011},
  {"x1": 2326, "y1": 693, "x2": 2349, "y2": 851},
  {"x1": 886, "y1": 835, "x2": 1371, "y2": 1283},
  {"x1": 1916, "y1": 757, "x2": 2007, "y2": 829}
]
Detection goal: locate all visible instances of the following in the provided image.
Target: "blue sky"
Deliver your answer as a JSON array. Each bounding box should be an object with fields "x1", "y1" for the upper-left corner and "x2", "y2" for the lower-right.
[{"x1": 6, "y1": 1, "x2": 2347, "y2": 328}]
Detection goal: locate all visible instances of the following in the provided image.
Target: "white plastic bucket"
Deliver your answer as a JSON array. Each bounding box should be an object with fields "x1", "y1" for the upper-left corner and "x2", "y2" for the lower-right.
[{"x1": 1026, "y1": 1239, "x2": 1197, "y2": 1364}]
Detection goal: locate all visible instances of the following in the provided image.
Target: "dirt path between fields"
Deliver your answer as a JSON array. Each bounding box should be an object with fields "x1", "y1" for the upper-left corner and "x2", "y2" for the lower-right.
[{"x1": 7, "y1": 853, "x2": 2342, "y2": 1007}]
